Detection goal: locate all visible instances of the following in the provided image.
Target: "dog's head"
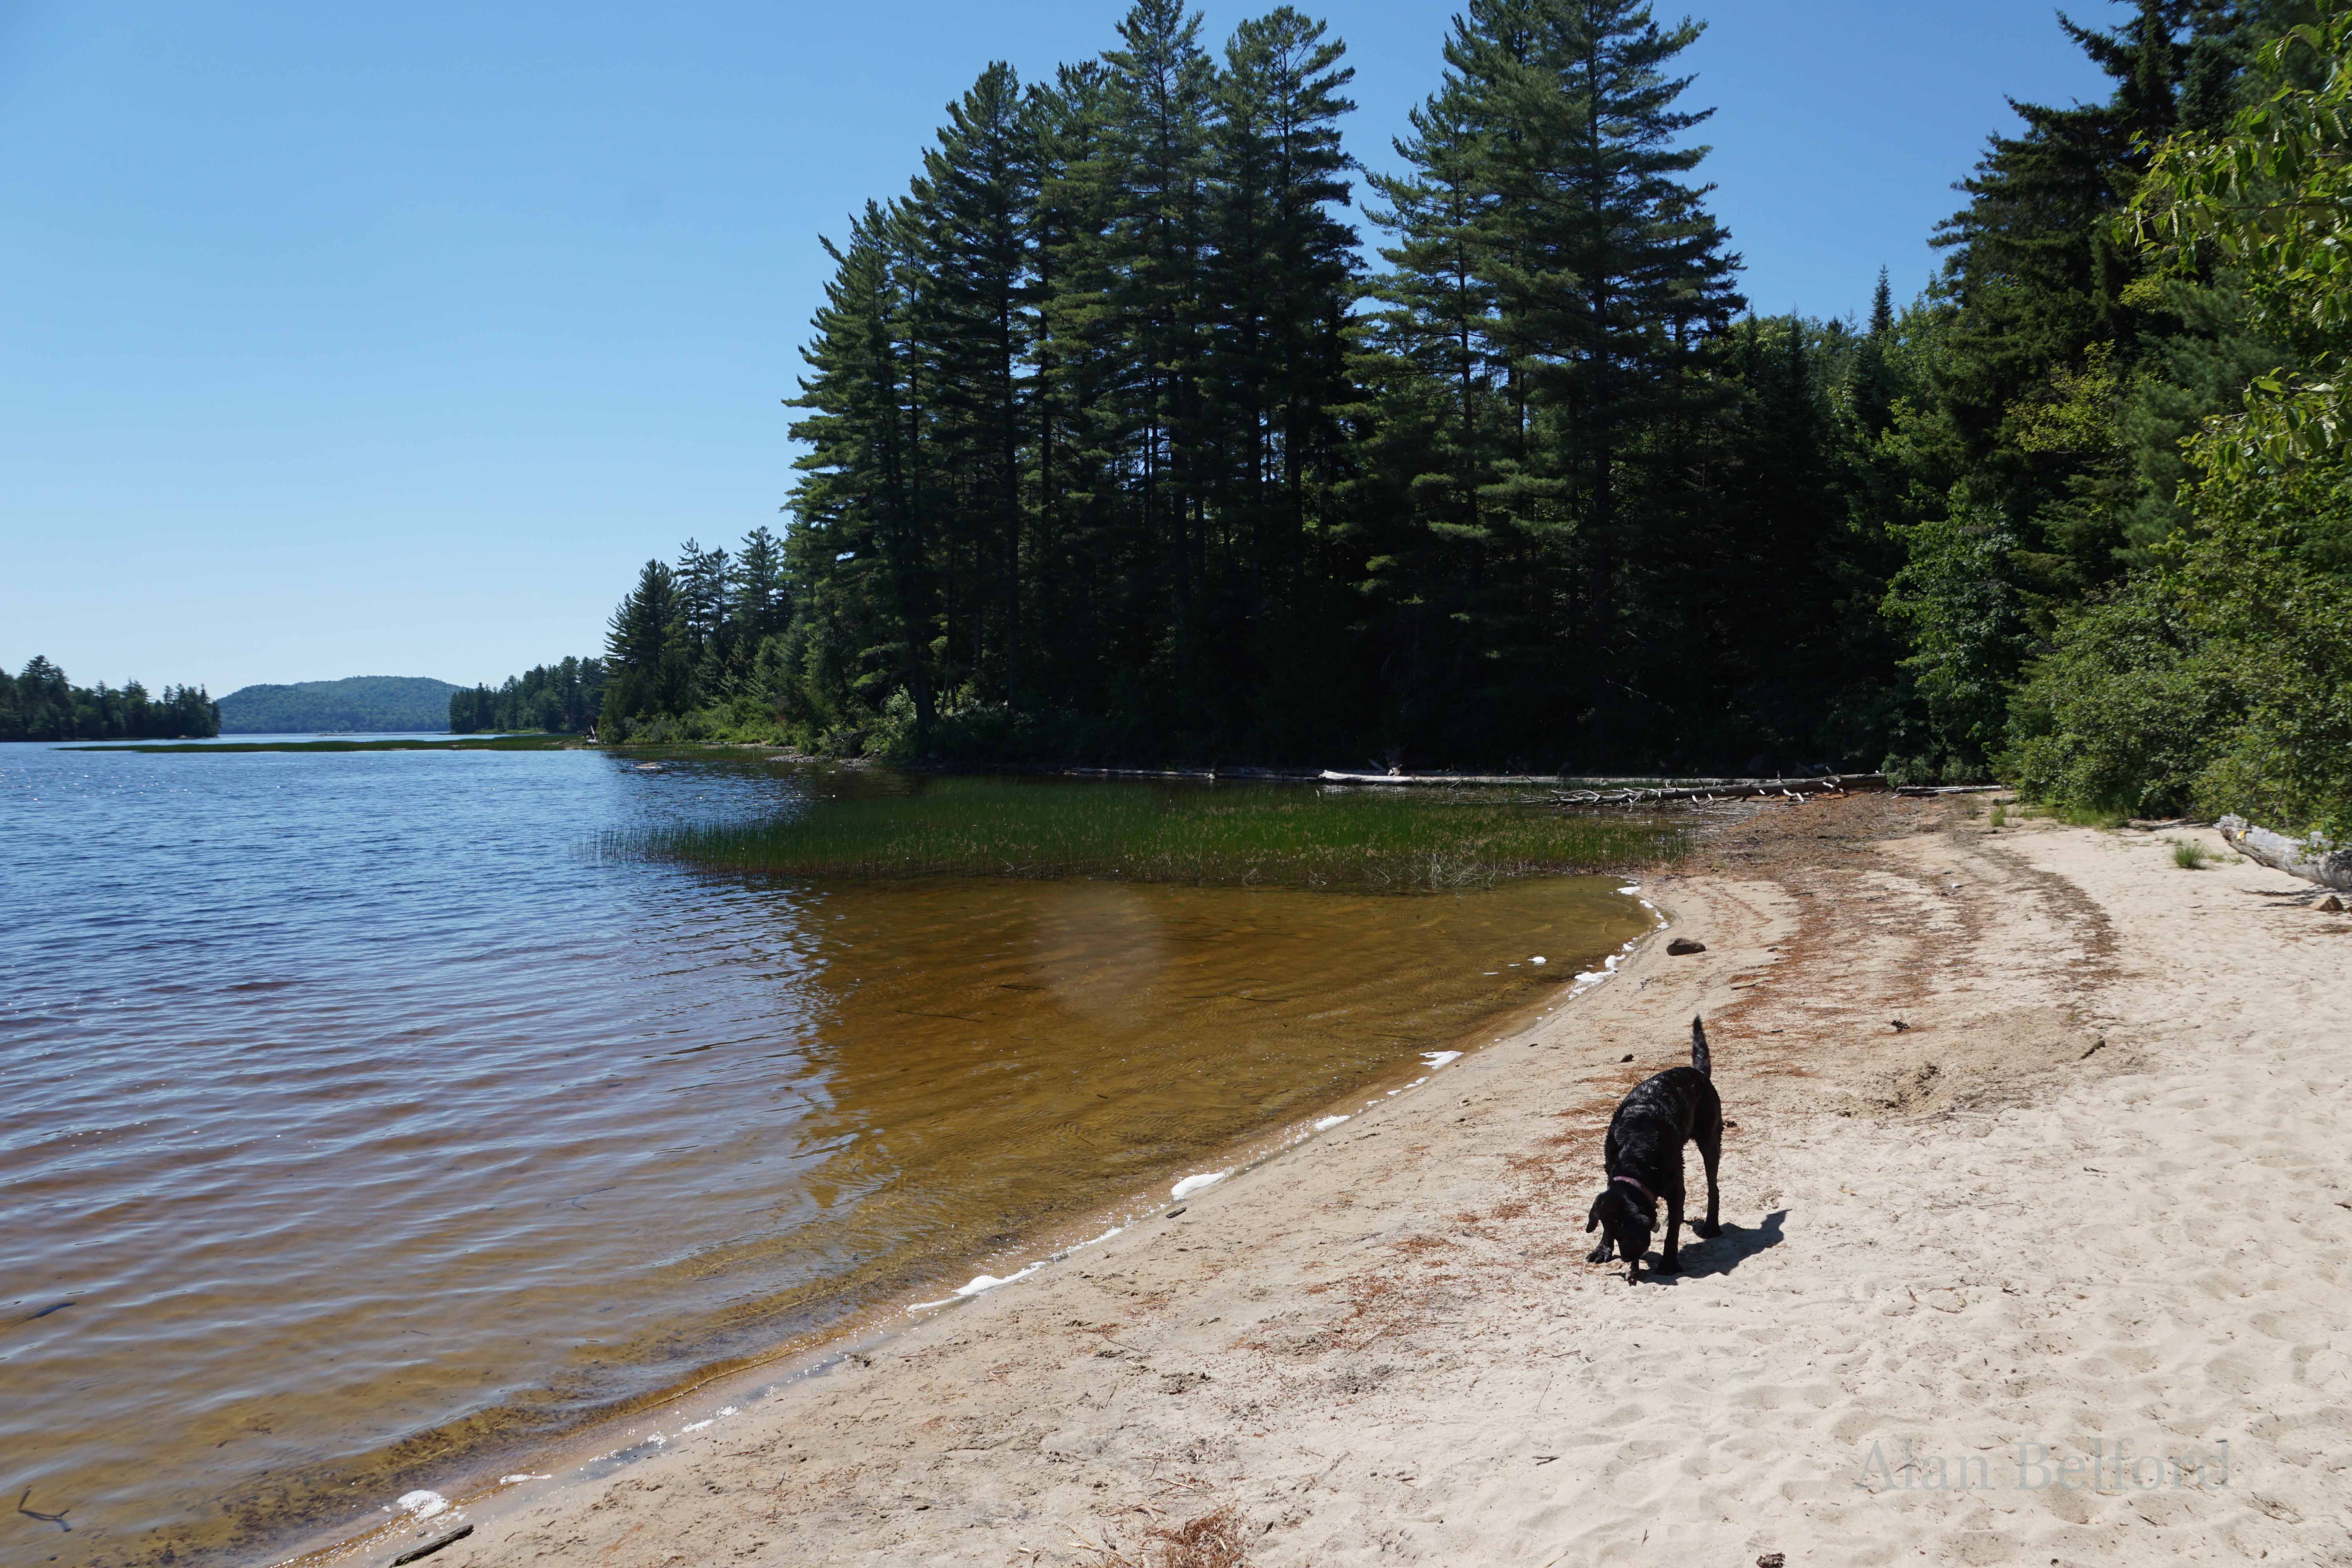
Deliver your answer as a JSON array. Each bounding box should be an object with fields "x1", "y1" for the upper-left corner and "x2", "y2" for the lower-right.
[{"x1": 1586, "y1": 1185, "x2": 1655, "y2": 1281}]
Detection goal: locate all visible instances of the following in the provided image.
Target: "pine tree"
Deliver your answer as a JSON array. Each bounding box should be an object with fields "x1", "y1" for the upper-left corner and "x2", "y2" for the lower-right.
[
  {"x1": 676, "y1": 538, "x2": 733, "y2": 692},
  {"x1": 1101, "y1": 0, "x2": 1218, "y2": 717},
  {"x1": 914, "y1": 62, "x2": 1039, "y2": 709},
  {"x1": 1206, "y1": 8, "x2": 1357, "y2": 613},
  {"x1": 788, "y1": 201, "x2": 942, "y2": 742},
  {"x1": 1364, "y1": 0, "x2": 1740, "y2": 760},
  {"x1": 730, "y1": 525, "x2": 789, "y2": 650}
]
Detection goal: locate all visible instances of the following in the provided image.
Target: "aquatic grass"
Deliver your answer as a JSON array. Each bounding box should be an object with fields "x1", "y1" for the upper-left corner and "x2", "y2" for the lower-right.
[{"x1": 606, "y1": 777, "x2": 1686, "y2": 891}]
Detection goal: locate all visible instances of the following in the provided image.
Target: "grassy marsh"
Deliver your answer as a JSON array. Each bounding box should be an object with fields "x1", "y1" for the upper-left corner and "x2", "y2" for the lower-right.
[{"x1": 608, "y1": 776, "x2": 1685, "y2": 891}]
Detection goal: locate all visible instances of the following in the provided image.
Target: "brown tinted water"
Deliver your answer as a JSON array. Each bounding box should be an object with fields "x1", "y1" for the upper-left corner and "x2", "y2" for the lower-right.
[{"x1": 0, "y1": 747, "x2": 1649, "y2": 1567}]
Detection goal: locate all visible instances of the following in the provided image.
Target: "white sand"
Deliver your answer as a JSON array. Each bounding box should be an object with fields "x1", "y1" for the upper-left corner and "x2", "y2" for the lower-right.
[{"x1": 334, "y1": 803, "x2": 2352, "y2": 1567}]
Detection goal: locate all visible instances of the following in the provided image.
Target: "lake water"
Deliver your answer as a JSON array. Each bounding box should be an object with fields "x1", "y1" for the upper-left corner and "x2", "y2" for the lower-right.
[{"x1": 0, "y1": 742, "x2": 1648, "y2": 1566}]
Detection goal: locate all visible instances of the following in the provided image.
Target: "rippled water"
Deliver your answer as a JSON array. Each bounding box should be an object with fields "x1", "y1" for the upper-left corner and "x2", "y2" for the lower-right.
[{"x1": 0, "y1": 744, "x2": 1647, "y2": 1566}]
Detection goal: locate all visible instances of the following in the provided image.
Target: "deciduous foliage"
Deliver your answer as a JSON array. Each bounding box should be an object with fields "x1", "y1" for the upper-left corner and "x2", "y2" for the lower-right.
[{"x1": 2012, "y1": 0, "x2": 2352, "y2": 835}]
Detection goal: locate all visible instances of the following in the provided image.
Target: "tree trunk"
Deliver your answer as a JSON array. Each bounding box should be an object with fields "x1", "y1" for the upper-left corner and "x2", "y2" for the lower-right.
[{"x1": 2217, "y1": 816, "x2": 2352, "y2": 890}]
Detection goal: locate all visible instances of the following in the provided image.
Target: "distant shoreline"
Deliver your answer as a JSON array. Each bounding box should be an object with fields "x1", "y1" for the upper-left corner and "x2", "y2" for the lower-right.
[{"x1": 66, "y1": 733, "x2": 579, "y2": 753}]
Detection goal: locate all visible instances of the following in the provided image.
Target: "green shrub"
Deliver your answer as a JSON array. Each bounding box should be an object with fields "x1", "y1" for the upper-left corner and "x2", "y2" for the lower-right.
[{"x1": 2007, "y1": 454, "x2": 2352, "y2": 838}]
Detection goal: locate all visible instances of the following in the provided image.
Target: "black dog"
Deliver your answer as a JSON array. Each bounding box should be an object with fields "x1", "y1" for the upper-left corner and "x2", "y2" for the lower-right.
[{"x1": 1585, "y1": 1015, "x2": 1723, "y2": 1282}]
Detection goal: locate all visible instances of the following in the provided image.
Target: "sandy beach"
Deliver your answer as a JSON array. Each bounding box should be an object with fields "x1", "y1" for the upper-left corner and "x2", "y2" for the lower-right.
[{"x1": 338, "y1": 794, "x2": 2352, "y2": 1567}]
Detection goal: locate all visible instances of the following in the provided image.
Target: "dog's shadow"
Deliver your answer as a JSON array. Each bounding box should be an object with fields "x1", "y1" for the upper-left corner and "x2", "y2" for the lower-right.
[{"x1": 1648, "y1": 1209, "x2": 1787, "y2": 1282}]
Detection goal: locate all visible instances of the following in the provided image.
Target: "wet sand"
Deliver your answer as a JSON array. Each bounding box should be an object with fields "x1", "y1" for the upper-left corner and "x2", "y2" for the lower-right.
[{"x1": 298, "y1": 795, "x2": 2352, "y2": 1566}]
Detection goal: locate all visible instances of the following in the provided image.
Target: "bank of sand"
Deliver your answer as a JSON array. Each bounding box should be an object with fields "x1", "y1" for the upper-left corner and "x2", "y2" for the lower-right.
[{"x1": 352, "y1": 796, "x2": 2352, "y2": 1566}]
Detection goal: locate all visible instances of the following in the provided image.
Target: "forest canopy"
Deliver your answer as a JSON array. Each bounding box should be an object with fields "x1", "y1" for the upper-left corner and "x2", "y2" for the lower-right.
[
  {"x1": 447, "y1": 658, "x2": 607, "y2": 735},
  {"x1": 0, "y1": 656, "x2": 220, "y2": 741},
  {"x1": 568, "y1": 0, "x2": 2350, "y2": 833}
]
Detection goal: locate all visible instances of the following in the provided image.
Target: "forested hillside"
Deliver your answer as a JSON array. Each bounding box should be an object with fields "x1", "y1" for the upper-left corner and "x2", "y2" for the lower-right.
[
  {"x1": 218, "y1": 675, "x2": 458, "y2": 733},
  {"x1": 586, "y1": 0, "x2": 2352, "y2": 832},
  {"x1": 0, "y1": 656, "x2": 219, "y2": 740}
]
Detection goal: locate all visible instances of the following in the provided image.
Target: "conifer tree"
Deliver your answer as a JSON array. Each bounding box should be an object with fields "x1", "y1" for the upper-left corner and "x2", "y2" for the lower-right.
[
  {"x1": 788, "y1": 201, "x2": 941, "y2": 742},
  {"x1": 730, "y1": 525, "x2": 789, "y2": 647},
  {"x1": 1101, "y1": 0, "x2": 1218, "y2": 710},
  {"x1": 915, "y1": 62, "x2": 1038, "y2": 707},
  {"x1": 1207, "y1": 7, "x2": 1357, "y2": 610},
  {"x1": 1364, "y1": 0, "x2": 1740, "y2": 757}
]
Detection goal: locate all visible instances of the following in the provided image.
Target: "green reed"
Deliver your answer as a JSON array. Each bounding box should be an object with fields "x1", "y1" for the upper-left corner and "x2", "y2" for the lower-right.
[{"x1": 606, "y1": 777, "x2": 1686, "y2": 891}]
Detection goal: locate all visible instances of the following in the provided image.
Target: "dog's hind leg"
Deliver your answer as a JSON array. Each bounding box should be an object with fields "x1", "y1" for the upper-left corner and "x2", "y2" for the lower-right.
[{"x1": 1693, "y1": 1115, "x2": 1724, "y2": 1240}]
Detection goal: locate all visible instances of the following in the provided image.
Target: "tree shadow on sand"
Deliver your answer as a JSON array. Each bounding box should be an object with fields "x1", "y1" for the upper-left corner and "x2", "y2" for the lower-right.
[{"x1": 1648, "y1": 1209, "x2": 1787, "y2": 1283}]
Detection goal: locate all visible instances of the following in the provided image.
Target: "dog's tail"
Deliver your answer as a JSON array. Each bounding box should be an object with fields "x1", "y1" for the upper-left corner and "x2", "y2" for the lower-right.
[{"x1": 1691, "y1": 1014, "x2": 1711, "y2": 1078}]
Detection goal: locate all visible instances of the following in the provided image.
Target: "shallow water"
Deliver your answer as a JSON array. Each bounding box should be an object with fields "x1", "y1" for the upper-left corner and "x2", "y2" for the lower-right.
[{"x1": 0, "y1": 744, "x2": 1647, "y2": 1566}]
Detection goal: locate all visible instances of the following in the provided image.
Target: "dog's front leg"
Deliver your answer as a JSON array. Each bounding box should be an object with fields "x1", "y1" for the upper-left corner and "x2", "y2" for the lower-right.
[{"x1": 1659, "y1": 1190, "x2": 1684, "y2": 1272}]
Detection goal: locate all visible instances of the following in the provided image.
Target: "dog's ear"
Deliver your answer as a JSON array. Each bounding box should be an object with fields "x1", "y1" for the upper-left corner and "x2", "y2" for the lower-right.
[{"x1": 1585, "y1": 1193, "x2": 1605, "y2": 1232}]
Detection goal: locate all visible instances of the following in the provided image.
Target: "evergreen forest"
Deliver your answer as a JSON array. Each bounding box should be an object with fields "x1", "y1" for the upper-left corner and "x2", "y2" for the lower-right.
[
  {"x1": 447, "y1": 658, "x2": 608, "y2": 734},
  {"x1": 0, "y1": 656, "x2": 221, "y2": 741},
  {"x1": 554, "y1": 0, "x2": 2352, "y2": 834}
]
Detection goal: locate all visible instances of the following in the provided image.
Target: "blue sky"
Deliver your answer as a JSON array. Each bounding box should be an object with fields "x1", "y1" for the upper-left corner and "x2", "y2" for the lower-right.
[{"x1": 0, "y1": 1, "x2": 2116, "y2": 695}]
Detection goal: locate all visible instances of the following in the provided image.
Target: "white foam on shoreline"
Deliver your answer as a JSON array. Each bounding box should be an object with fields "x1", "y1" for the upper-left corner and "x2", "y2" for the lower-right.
[
  {"x1": 1171, "y1": 1169, "x2": 1231, "y2": 1200},
  {"x1": 1420, "y1": 1050, "x2": 1463, "y2": 1070},
  {"x1": 1314, "y1": 1114, "x2": 1350, "y2": 1131},
  {"x1": 909, "y1": 1225, "x2": 1124, "y2": 1313},
  {"x1": 396, "y1": 1490, "x2": 450, "y2": 1520},
  {"x1": 917, "y1": 1260, "x2": 1030, "y2": 1316}
]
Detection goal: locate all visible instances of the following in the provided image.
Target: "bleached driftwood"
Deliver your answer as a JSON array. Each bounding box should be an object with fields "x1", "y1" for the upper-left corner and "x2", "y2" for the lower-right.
[
  {"x1": 1541, "y1": 774, "x2": 1885, "y2": 807},
  {"x1": 2216, "y1": 815, "x2": 2352, "y2": 891},
  {"x1": 1316, "y1": 770, "x2": 1887, "y2": 800}
]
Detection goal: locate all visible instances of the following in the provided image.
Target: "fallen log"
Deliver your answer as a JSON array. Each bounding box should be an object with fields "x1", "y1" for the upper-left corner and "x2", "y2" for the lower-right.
[
  {"x1": 2216, "y1": 816, "x2": 2352, "y2": 891},
  {"x1": 1317, "y1": 770, "x2": 1886, "y2": 799},
  {"x1": 1543, "y1": 774, "x2": 1887, "y2": 807}
]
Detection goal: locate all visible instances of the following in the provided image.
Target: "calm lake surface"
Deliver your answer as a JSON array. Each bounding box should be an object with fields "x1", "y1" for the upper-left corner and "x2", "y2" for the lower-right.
[{"x1": 0, "y1": 743, "x2": 1649, "y2": 1566}]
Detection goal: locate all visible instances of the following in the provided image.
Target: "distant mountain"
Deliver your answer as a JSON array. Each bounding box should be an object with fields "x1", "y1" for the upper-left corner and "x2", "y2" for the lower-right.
[{"x1": 217, "y1": 676, "x2": 461, "y2": 734}]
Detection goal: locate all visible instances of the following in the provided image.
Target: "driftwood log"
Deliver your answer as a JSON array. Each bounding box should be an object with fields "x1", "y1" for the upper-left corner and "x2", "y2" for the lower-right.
[
  {"x1": 1316, "y1": 770, "x2": 1887, "y2": 801},
  {"x1": 1545, "y1": 774, "x2": 1886, "y2": 807},
  {"x1": 2216, "y1": 816, "x2": 2352, "y2": 891}
]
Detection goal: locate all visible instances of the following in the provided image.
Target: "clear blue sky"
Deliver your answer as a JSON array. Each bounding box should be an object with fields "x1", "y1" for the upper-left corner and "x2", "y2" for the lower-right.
[{"x1": 0, "y1": 1, "x2": 2115, "y2": 696}]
